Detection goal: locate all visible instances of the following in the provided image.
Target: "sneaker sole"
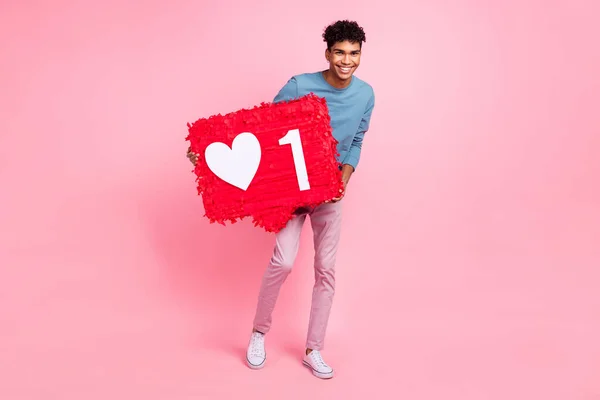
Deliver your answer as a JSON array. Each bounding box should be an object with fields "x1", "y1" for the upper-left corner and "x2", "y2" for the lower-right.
[
  {"x1": 302, "y1": 360, "x2": 334, "y2": 379},
  {"x1": 246, "y1": 355, "x2": 266, "y2": 370}
]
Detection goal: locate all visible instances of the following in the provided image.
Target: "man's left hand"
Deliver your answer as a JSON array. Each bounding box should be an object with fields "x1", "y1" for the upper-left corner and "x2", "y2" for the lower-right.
[{"x1": 330, "y1": 164, "x2": 354, "y2": 203}]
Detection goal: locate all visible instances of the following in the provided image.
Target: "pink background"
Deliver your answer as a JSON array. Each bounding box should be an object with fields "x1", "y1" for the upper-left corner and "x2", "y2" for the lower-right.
[{"x1": 1, "y1": 0, "x2": 599, "y2": 399}]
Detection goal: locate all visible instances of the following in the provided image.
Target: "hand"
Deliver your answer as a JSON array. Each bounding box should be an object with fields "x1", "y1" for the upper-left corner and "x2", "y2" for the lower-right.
[
  {"x1": 329, "y1": 175, "x2": 349, "y2": 203},
  {"x1": 329, "y1": 185, "x2": 345, "y2": 203},
  {"x1": 186, "y1": 146, "x2": 200, "y2": 166},
  {"x1": 329, "y1": 164, "x2": 353, "y2": 203}
]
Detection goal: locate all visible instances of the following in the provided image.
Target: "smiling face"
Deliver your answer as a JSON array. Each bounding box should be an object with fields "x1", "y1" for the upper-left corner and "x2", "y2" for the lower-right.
[{"x1": 325, "y1": 40, "x2": 362, "y2": 84}]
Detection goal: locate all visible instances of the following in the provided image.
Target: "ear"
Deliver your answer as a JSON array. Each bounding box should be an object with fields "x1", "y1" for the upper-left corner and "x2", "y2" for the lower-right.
[{"x1": 325, "y1": 48, "x2": 331, "y2": 62}]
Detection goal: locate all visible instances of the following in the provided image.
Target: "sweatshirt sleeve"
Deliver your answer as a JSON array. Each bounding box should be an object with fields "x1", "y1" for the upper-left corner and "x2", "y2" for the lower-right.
[
  {"x1": 343, "y1": 91, "x2": 375, "y2": 171},
  {"x1": 273, "y1": 77, "x2": 299, "y2": 103}
]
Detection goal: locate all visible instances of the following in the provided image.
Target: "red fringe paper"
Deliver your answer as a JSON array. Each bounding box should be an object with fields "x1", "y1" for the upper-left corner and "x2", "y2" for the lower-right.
[{"x1": 186, "y1": 93, "x2": 343, "y2": 233}]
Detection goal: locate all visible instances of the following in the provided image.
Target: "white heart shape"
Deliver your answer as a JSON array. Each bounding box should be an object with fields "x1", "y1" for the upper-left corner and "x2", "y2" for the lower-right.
[{"x1": 204, "y1": 132, "x2": 261, "y2": 191}]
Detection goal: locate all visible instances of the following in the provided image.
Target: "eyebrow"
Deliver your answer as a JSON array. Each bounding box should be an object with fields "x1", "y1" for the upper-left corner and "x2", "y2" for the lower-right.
[{"x1": 332, "y1": 49, "x2": 361, "y2": 53}]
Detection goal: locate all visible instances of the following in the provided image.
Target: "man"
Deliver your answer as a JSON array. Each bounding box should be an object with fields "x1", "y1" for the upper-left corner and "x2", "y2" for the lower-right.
[{"x1": 187, "y1": 20, "x2": 375, "y2": 379}]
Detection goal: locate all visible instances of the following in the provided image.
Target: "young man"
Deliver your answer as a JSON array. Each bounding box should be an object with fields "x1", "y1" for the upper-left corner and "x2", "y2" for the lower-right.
[
  {"x1": 244, "y1": 20, "x2": 375, "y2": 379},
  {"x1": 187, "y1": 20, "x2": 374, "y2": 379}
]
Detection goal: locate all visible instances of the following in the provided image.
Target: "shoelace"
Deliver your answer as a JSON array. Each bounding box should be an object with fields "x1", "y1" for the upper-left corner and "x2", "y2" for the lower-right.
[
  {"x1": 249, "y1": 333, "x2": 265, "y2": 357},
  {"x1": 310, "y1": 351, "x2": 328, "y2": 368}
]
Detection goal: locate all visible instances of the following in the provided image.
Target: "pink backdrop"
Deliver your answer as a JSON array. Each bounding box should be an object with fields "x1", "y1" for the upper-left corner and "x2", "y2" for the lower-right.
[{"x1": 1, "y1": 1, "x2": 599, "y2": 399}]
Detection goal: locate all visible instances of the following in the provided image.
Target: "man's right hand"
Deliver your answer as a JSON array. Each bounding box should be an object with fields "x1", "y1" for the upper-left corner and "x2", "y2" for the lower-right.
[{"x1": 186, "y1": 146, "x2": 199, "y2": 166}]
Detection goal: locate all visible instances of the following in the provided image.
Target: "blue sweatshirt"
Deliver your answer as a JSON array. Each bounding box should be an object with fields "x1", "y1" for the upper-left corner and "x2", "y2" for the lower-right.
[{"x1": 273, "y1": 71, "x2": 375, "y2": 171}]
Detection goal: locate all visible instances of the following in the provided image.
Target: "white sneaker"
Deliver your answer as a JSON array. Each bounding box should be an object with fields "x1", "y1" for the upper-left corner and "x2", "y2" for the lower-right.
[
  {"x1": 246, "y1": 331, "x2": 266, "y2": 369},
  {"x1": 302, "y1": 350, "x2": 334, "y2": 379}
]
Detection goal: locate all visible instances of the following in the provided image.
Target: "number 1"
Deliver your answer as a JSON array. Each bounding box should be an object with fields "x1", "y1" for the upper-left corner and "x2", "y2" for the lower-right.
[{"x1": 279, "y1": 129, "x2": 310, "y2": 191}]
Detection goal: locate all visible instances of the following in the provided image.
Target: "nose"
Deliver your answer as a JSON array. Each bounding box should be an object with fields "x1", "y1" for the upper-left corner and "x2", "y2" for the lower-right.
[{"x1": 342, "y1": 54, "x2": 351, "y2": 65}]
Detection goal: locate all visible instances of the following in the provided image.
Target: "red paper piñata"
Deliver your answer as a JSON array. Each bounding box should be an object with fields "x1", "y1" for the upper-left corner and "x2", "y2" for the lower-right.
[{"x1": 186, "y1": 93, "x2": 343, "y2": 233}]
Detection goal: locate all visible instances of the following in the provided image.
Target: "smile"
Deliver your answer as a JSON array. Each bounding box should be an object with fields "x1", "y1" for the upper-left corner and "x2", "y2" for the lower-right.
[{"x1": 337, "y1": 66, "x2": 353, "y2": 74}]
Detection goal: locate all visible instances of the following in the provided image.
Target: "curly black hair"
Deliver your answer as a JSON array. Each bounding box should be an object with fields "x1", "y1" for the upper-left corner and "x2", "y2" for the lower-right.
[{"x1": 322, "y1": 20, "x2": 366, "y2": 50}]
